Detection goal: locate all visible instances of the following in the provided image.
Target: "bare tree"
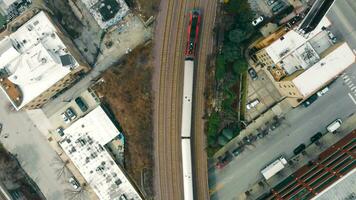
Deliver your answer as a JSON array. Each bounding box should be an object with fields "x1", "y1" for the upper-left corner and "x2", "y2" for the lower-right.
[
  {"x1": 51, "y1": 156, "x2": 70, "y2": 180},
  {"x1": 65, "y1": 183, "x2": 89, "y2": 200}
]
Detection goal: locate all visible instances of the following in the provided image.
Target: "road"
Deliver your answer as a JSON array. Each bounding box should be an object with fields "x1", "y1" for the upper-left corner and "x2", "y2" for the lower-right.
[
  {"x1": 208, "y1": 0, "x2": 356, "y2": 199},
  {"x1": 153, "y1": 0, "x2": 217, "y2": 199},
  {"x1": 0, "y1": 92, "x2": 69, "y2": 200}
]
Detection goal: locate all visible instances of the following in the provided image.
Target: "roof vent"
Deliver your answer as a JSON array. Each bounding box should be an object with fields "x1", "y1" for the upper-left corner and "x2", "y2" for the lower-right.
[{"x1": 280, "y1": 36, "x2": 285, "y2": 41}]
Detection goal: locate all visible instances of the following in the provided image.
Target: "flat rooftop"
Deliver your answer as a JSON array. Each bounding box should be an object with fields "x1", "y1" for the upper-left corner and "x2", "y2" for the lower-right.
[
  {"x1": 312, "y1": 168, "x2": 356, "y2": 200},
  {"x1": 81, "y1": 0, "x2": 130, "y2": 29},
  {"x1": 60, "y1": 106, "x2": 142, "y2": 200},
  {"x1": 265, "y1": 16, "x2": 331, "y2": 65},
  {"x1": 0, "y1": 11, "x2": 79, "y2": 110},
  {"x1": 258, "y1": 130, "x2": 356, "y2": 200},
  {"x1": 293, "y1": 42, "x2": 355, "y2": 97}
]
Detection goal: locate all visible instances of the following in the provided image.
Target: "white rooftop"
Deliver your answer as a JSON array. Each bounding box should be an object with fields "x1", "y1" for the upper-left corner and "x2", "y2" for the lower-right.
[
  {"x1": 312, "y1": 168, "x2": 356, "y2": 200},
  {"x1": 81, "y1": 0, "x2": 129, "y2": 29},
  {"x1": 0, "y1": 11, "x2": 79, "y2": 109},
  {"x1": 265, "y1": 16, "x2": 331, "y2": 64},
  {"x1": 293, "y1": 43, "x2": 355, "y2": 97},
  {"x1": 60, "y1": 106, "x2": 142, "y2": 200},
  {"x1": 261, "y1": 157, "x2": 287, "y2": 180}
]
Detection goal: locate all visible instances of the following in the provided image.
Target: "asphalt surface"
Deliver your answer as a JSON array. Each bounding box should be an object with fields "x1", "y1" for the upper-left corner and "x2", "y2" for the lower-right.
[
  {"x1": 209, "y1": 0, "x2": 356, "y2": 199},
  {"x1": 0, "y1": 92, "x2": 69, "y2": 200}
]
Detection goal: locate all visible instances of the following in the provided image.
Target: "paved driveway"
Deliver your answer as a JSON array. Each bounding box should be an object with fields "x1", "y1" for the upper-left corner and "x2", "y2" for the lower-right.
[
  {"x1": 0, "y1": 92, "x2": 69, "y2": 200},
  {"x1": 209, "y1": 0, "x2": 356, "y2": 199}
]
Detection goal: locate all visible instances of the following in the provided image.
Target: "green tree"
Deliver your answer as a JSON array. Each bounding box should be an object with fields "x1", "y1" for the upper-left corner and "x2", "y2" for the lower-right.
[
  {"x1": 207, "y1": 112, "x2": 221, "y2": 139},
  {"x1": 215, "y1": 54, "x2": 226, "y2": 80},
  {"x1": 232, "y1": 59, "x2": 248, "y2": 75},
  {"x1": 222, "y1": 43, "x2": 242, "y2": 62},
  {"x1": 228, "y1": 29, "x2": 248, "y2": 44},
  {"x1": 224, "y1": 0, "x2": 251, "y2": 15}
]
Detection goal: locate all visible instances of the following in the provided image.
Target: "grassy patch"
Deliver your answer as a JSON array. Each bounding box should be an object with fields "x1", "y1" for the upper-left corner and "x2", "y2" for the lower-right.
[{"x1": 239, "y1": 72, "x2": 248, "y2": 121}]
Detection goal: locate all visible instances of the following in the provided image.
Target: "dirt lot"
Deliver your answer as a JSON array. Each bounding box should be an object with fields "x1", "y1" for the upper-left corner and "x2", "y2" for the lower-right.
[
  {"x1": 93, "y1": 44, "x2": 154, "y2": 198},
  {"x1": 127, "y1": 0, "x2": 160, "y2": 21}
]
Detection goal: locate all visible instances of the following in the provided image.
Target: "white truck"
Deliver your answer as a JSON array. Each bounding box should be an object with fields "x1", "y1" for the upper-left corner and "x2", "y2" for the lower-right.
[
  {"x1": 261, "y1": 156, "x2": 288, "y2": 180},
  {"x1": 326, "y1": 119, "x2": 342, "y2": 133}
]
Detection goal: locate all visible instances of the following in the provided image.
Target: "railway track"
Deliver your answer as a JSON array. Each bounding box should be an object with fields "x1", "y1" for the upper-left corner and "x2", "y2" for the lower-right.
[{"x1": 155, "y1": 0, "x2": 217, "y2": 199}]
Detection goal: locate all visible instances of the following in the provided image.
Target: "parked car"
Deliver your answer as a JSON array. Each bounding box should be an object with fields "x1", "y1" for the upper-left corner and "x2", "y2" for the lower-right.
[
  {"x1": 293, "y1": 144, "x2": 306, "y2": 155},
  {"x1": 247, "y1": 99, "x2": 260, "y2": 110},
  {"x1": 326, "y1": 119, "x2": 342, "y2": 133},
  {"x1": 66, "y1": 108, "x2": 77, "y2": 121},
  {"x1": 302, "y1": 94, "x2": 318, "y2": 107},
  {"x1": 61, "y1": 113, "x2": 70, "y2": 124},
  {"x1": 216, "y1": 152, "x2": 233, "y2": 169},
  {"x1": 248, "y1": 68, "x2": 258, "y2": 80},
  {"x1": 68, "y1": 177, "x2": 80, "y2": 190},
  {"x1": 56, "y1": 127, "x2": 65, "y2": 137},
  {"x1": 232, "y1": 146, "x2": 244, "y2": 157},
  {"x1": 272, "y1": 1, "x2": 285, "y2": 13},
  {"x1": 75, "y1": 97, "x2": 88, "y2": 112},
  {"x1": 327, "y1": 31, "x2": 337, "y2": 44},
  {"x1": 317, "y1": 86, "x2": 329, "y2": 97},
  {"x1": 267, "y1": 0, "x2": 277, "y2": 6},
  {"x1": 252, "y1": 16, "x2": 264, "y2": 26},
  {"x1": 310, "y1": 132, "x2": 323, "y2": 143}
]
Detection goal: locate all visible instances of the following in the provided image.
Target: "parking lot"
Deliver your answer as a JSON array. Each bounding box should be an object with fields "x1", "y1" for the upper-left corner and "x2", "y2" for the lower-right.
[
  {"x1": 246, "y1": 69, "x2": 282, "y2": 122},
  {"x1": 47, "y1": 89, "x2": 100, "y2": 140},
  {"x1": 248, "y1": 0, "x2": 293, "y2": 19}
]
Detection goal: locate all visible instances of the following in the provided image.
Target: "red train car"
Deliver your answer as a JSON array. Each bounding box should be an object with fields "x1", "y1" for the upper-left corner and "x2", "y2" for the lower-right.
[{"x1": 185, "y1": 9, "x2": 201, "y2": 59}]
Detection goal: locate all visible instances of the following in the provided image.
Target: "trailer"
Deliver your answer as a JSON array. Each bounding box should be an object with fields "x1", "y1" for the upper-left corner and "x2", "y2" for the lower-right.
[{"x1": 261, "y1": 156, "x2": 288, "y2": 180}]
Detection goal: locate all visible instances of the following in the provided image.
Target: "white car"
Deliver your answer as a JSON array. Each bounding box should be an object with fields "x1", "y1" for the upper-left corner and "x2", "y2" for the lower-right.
[
  {"x1": 69, "y1": 177, "x2": 80, "y2": 190},
  {"x1": 61, "y1": 113, "x2": 70, "y2": 124},
  {"x1": 317, "y1": 87, "x2": 329, "y2": 96},
  {"x1": 252, "y1": 16, "x2": 264, "y2": 26},
  {"x1": 326, "y1": 119, "x2": 342, "y2": 133},
  {"x1": 247, "y1": 99, "x2": 260, "y2": 110}
]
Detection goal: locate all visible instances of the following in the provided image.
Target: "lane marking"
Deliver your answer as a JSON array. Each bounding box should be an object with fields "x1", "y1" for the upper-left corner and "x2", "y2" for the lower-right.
[
  {"x1": 349, "y1": 83, "x2": 355, "y2": 88},
  {"x1": 348, "y1": 93, "x2": 356, "y2": 105},
  {"x1": 345, "y1": 79, "x2": 352, "y2": 84},
  {"x1": 343, "y1": 75, "x2": 349, "y2": 80}
]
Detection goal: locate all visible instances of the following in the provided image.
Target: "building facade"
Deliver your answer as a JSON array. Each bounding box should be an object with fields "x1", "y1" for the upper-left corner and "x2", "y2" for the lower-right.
[
  {"x1": 253, "y1": 16, "x2": 355, "y2": 106},
  {"x1": 0, "y1": 11, "x2": 90, "y2": 110}
]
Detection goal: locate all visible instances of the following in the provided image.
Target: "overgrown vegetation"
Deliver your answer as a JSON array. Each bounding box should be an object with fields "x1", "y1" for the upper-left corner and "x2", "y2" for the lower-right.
[
  {"x1": 206, "y1": 0, "x2": 260, "y2": 157},
  {"x1": 125, "y1": 0, "x2": 159, "y2": 21},
  {"x1": 94, "y1": 44, "x2": 153, "y2": 198}
]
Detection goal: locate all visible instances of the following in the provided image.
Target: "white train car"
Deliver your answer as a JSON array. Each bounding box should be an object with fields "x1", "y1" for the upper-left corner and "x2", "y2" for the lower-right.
[
  {"x1": 181, "y1": 60, "x2": 194, "y2": 138},
  {"x1": 181, "y1": 60, "x2": 194, "y2": 200},
  {"x1": 181, "y1": 138, "x2": 194, "y2": 200}
]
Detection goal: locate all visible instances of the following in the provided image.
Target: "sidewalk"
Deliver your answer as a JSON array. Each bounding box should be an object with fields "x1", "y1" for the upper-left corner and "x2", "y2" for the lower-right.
[
  {"x1": 26, "y1": 109, "x2": 99, "y2": 200},
  {"x1": 213, "y1": 99, "x2": 292, "y2": 160},
  {"x1": 244, "y1": 113, "x2": 356, "y2": 200}
]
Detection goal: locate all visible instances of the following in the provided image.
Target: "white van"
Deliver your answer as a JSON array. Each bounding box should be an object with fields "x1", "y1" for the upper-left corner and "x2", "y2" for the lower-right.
[{"x1": 326, "y1": 119, "x2": 342, "y2": 133}]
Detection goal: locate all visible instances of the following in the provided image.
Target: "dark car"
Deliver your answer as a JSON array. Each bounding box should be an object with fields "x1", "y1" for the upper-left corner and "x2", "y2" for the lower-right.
[
  {"x1": 302, "y1": 94, "x2": 318, "y2": 107},
  {"x1": 272, "y1": 1, "x2": 285, "y2": 13},
  {"x1": 248, "y1": 68, "x2": 258, "y2": 80},
  {"x1": 75, "y1": 97, "x2": 88, "y2": 112},
  {"x1": 232, "y1": 146, "x2": 244, "y2": 157},
  {"x1": 310, "y1": 132, "x2": 323, "y2": 143},
  {"x1": 293, "y1": 144, "x2": 306, "y2": 155},
  {"x1": 216, "y1": 152, "x2": 233, "y2": 169}
]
